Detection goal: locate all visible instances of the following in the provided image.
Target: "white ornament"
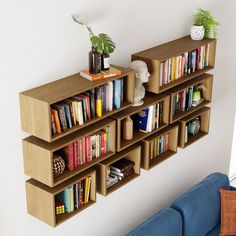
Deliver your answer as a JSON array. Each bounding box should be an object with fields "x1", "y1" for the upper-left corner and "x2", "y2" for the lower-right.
[
  {"x1": 190, "y1": 25, "x2": 205, "y2": 40},
  {"x1": 130, "y1": 60, "x2": 150, "y2": 106}
]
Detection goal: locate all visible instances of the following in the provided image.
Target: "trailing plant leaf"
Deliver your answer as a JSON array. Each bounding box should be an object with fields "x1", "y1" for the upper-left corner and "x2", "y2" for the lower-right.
[{"x1": 193, "y1": 8, "x2": 220, "y2": 38}]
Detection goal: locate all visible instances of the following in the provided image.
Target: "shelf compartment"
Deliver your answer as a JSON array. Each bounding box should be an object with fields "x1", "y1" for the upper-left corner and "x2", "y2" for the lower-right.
[
  {"x1": 95, "y1": 145, "x2": 141, "y2": 196},
  {"x1": 166, "y1": 73, "x2": 213, "y2": 124},
  {"x1": 132, "y1": 35, "x2": 216, "y2": 94},
  {"x1": 141, "y1": 124, "x2": 178, "y2": 170},
  {"x1": 19, "y1": 65, "x2": 135, "y2": 142},
  {"x1": 178, "y1": 106, "x2": 211, "y2": 148},
  {"x1": 112, "y1": 92, "x2": 170, "y2": 151},
  {"x1": 23, "y1": 118, "x2": 116, "y2": 187},
  {"x1": 26, "y1": 169, "x2": 96, "y2": 227}
]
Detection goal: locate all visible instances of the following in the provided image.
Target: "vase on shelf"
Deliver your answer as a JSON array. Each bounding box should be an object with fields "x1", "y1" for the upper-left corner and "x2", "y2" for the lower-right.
[
  {"x1": 190, "y1": 25, "x2": 205, "y2": 40},
  {"x1": 89, "y1": 46, "x2": 101, "y2": 74},
  {"x1": 122, "y1": 116, "x2": 133, "y2": 140}
]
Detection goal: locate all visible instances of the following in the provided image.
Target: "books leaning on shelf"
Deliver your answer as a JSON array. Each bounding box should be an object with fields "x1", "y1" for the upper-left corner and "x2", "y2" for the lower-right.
[
  {"x1": 80, "y1": 67, "x2": 122, "y2": 81},
  {"x1": 172, "y1": 84, "x2": 205, "y2": 115},
  {"x1": 159, "y1": 43, "x2": 210, "y2": 86},
  {"x1": 57, "y1": 126, "x2": 111, "y2": 172},
  {"x1": 55, "y1": 176, "x2": 92, "y2": 213},
  {"x1": 51, "y1": 78, "x2": 124, "y2": 136},
  {"x1": 149, "y1": 133, "x2": 169, "y2": 159},
  {"x1": 131, "y1": 101, "x2": 164, "y2": 133},
  {"x1": 106, "y1": 158, "x2": 135, "y2": 188}
]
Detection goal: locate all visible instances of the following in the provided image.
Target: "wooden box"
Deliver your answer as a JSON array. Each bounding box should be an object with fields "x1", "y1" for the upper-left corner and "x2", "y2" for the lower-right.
[
  {"x1": 132, "y1": 36, "x2": 216, "y2": 94},
  {"x1": 23, "y1": 118, "x2": 116, "y2": 187},
  {"x1": 112, "y1": 92, "x2": 170, "y2": 152},
  {"x1": 95, "y1": 145, "x2": 141, "y2": 196},
  {"x1": 178, "y1": 106, "x2": 211, "y2": 148},
  {"x1": 26, "y1": 169, "x2": 96, "y2": 227},
  {"x1": 19, "y1": 65, "x2": 135, "y2": 142},
  {"x1": 141, "y1": 124, "x2": 179, "y2": 170},
  {"x1": 167, "y1": 73, "x2": 213, "y2": 123}
]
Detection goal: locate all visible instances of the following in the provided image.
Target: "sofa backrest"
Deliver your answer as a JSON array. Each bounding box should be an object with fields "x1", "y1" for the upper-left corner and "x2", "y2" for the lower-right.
[
  {"x1": 127, "y1": 208, "x2": 182, "y2": 236},
  {"x1": 171, "y1": 172, "x2": 230, "y2": 236}
]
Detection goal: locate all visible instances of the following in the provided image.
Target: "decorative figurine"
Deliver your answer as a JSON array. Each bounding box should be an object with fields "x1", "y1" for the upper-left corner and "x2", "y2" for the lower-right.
[
  {"x1": 130, "y1": 60, "x2": 150, "y2": 106},
  {"x1": 53, "y1": 155, "x2": 65, "y2": 177},
  {"x1": 122, "y1": 116, "x2": 133, "y2": 140}
]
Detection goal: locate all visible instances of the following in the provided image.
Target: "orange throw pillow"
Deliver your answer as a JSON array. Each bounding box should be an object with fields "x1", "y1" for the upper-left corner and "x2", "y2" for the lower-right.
[{"x1": 220, "y1": 188, "x2": 236, "y2": 236}]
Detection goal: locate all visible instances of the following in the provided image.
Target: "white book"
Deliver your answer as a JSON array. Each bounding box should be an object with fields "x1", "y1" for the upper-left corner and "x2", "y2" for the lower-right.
[
  {"x1": 77, "y1": 101, "x2": 84, "y2": 125},
  {"x1": 164, "y1": 60, "x2": 168, "y2": 84},
  {"x1": 108, "y1": 81, "x2": 113, "y2": 111},
  {"x1": 152, "y1": 104, "x2": 156, "y2": 131},
  {"x1": 200, "y1": 46, "x2": 204, "y2": 69},
  {"x1": 206, "y1": 44, "x2": 210, "y2": 67},
  {"x1": 147, "y1": 105, "x2": 154, "y2": 132},
  {"x1": 185, "y1": 126, "x2": 188, "y2": 143},
  {"x1": 159, "y1": 62, "x2": 163, "y2": 86},
  {"x1": 175, "y1": 56, "x2": 179, "y2": 79},
  {"x1": 178, "y1": 55, "x2": 182, "y2": 78}
]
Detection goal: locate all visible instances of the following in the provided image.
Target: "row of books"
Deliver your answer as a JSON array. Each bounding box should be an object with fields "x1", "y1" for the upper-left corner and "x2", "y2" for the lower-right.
[
  {"x1": 159, "y1": 44, "x2": 210, "y2": 86},
  {"x1": 132, "y1": 101, "x2": 163, "y2": 133},
  {"x1": 106, "y1": 158, "x2": 135, "y2": 188},
  {"x1": 55, "y1": 176, "x2": 92, "y2": 213},
  {"x1": 172, "y1": 85, "x2": 203, "y2": 115},
  {"x1": 51, "y1": 78, "x2": 124, "y2": 136},
  {"x1": 58, "y1": 126, "x2": 111, "y2": 172},
  {"x1": 149, "y1": 133, "x2": 170, "y2": 159}
]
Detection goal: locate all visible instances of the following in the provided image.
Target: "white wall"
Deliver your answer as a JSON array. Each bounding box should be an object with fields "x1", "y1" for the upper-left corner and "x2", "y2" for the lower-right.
[{"x1": 1, "y1": 1, "x2": 236, "y2": 235}]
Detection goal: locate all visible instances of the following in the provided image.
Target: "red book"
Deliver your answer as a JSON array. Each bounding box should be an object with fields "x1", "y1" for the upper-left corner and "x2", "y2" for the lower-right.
[
  {"x1": 166, "y1": 133, "x2": 169, "y2": 151},
  {"x1": 77, "y1": 140, "x2": 81, "y2": 167},
  {"x1": 197, "y1": 48, "x2": 201, "y2": 70},
  {"x1": 62, "y1": 144, "x2": 74, "y2": 171},
  {"x1": 79, "y1": 94, "x2": 91, "y2": 121},
  {"x1": 101, "y1": 132, "x2": 105, "y2": 155},
  {"x1": 86, "y1": 136, "x2": 92, "y2": 162}
]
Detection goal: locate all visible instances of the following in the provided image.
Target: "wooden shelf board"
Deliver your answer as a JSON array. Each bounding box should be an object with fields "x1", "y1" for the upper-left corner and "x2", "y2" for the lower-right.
[
  {"x1": 132, "y1": 36, "x2": 216, "y2": 61},
  {"x1": 54, "y1": 151, "x2": 115, "y2": 186},
  {"x1": 180, "y1": 106, "x2": 210, "y2": 123},
  {"x1": 56, "y1": 200, "x2": 95, "y2": 226},
  {"x1": 106, "y1": 173, "x2": 139, "y2": 195},
  {"x1": 120, "y1": 123, "x2": 168, "y2": 151},
  {"x1": 148, "y1": 150, "x2": 176, "y2": 169},
  {"x1": 171, "y1": 100, "x2": 210, "y2": 124},
  {"x1": 111, "y1": 92, "x2": 167, "y2": 119},
  {"x1": 50, "y1": 102, "x2": 132, "y2": 142},
  {"x1": 159, "y1": 66, "x2": 213, "y2": 93},
  {"x1": 183, "y1": 131, "x2": 208, "y2": 148},
  {"x1": 20, "y1": 65, "x2": 133, "y2": 104}
]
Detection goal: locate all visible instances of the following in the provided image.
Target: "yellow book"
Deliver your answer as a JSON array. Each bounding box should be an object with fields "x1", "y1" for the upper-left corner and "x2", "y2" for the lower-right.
[
  {"x1": 84, "y1": 177, "x2": 89, "y2": 203},
  {"x1": 86, "y1": 176, "x2": 92, "y2": 203},
  {"x1": 95, "y1": 87, "x2": 102, "y2": 117}
]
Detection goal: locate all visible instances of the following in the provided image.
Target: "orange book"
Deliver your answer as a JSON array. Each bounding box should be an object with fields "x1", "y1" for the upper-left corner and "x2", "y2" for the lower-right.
[{"x1": 51, "y1": 109, "x2": 62, "y2": 134}]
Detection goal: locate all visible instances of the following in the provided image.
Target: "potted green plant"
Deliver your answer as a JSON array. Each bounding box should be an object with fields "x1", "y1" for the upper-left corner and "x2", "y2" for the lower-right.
[
  {"x1": 72, "y1": 15, "x2": 116, "y2": 73},
  {"x1": 190, "y1": 8, "x2": 220, "y2": 40}
]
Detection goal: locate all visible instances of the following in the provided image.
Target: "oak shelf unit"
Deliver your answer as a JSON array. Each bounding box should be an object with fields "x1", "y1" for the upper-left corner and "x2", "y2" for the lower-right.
[
  {"x1": 112, "y1": 92, "x2": 170, "y2": 152},
  {"x1": 23, "y1": 118, "x2": 116, "y2": 187},
  {"x1": 178, "y1": 106, "x2": 211, "y2": 148},
  {"x1": 95, "y1": 145, "x2": 141, "y2": 196},
  {"x1": 19, "y1": 65, "x2": 135, "y2": 142},
  {"x1": 140, "y1": 124, "x2": 179, "y2": 170},
  {"x1": 26, "y1": 169, "x2": 96, "y2": 227},
  {"x1": 132, "y1": 36, "x2": 216, "y2": 94},
  {"x1": 166, "y1": 73, "x2": 213, "y2": 124}
]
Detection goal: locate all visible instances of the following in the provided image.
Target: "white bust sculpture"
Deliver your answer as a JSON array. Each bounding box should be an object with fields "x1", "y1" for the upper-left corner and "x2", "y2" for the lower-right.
[{"x1": 130, "y1": 60, "x2": 150, "y2": 106}]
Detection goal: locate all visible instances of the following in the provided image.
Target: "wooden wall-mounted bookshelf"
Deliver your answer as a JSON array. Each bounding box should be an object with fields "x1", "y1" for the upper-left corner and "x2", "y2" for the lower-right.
[
  {"x1": 26, "y1": 169, "x2": 96, "y2": 227},
  {"x1": 140, "y1": 124, "x2": 178, "y2": 170},
  {"x1": 19, "y1": 65, "x2": 135, "y2": 142},
  {"x1": 132, "y1": 36, "x2": 216, "y2": 94},
  {"x1": 167, "y1": 73, "x2": 213, "y2": 124},
  {"x1": 95, "y1": 145, "x2": 141, "y2": 196},
  {"x1": 178, "y1": 106, "x2": 211, "y2": 148},
  {"x1": 112, "y1": 92, "x2": 170, "y2": 152},
  {"x1": 23, "y1": 118, "x2": 116, "y2": 187}
]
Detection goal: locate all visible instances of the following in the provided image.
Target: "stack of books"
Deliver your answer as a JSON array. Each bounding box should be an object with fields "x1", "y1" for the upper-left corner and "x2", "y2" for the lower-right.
[
  {"x1": 59, "y1": 126, "x2": 111, "y2": 172},
  {"x1": 132, "y1": 101, "x2": 163, "y2": 133},
  {"x1": 55, "y1": 176, "x2": 92, "y2": 213},
  {"x1": 149, "y1": 133, "x2": 169, "y2": 159},
  {"x1": 159, "y1": 43, "x2": 210, "y2": 86},
  {"x1": 51, "y1": 78, "x2": 124, "y2": 136},
  {"x1": 106, "y1": 158, "x2": 135, "y2": 187}
]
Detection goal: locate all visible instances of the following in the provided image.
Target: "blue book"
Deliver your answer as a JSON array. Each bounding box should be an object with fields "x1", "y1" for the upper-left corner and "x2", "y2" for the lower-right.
[
  {"x1": 132, "y1": 108, "x2": 149, "y2": 132},
  {"x1": 63, "y1": 189, "x2": 71, "y2": 213},
  {"x1": 113, "y1": 79, "x2": 121, "y2": 109},
  {"x1": 61, "y1": 103, "x2": 72, "y2": 128}
]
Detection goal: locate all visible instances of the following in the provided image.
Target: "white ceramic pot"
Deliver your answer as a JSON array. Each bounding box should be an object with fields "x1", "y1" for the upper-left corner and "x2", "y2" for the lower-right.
[{"x1": 190, "y1": 25, "x2": 205, "y2": 40}]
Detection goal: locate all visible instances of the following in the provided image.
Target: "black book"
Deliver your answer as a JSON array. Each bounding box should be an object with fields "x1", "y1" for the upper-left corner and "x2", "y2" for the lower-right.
[
  {"x1": 188, "y1": 51, "x2": 192, "y2": 74},
  {"x1": 110, "y1": 158, "x2": 135, "y2": 173}
]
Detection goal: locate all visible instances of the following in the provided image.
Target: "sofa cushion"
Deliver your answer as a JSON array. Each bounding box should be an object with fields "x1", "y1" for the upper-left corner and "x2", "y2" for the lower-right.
[
  {"x1": 206, "y1": 223, "x2": 220, "y2": 236},
  {"x1": 171, "y1": 172, "x2": 229, "y2": 236},
  {"x1": 127, "y1": 208, "x2": 182, "y2": 236}
]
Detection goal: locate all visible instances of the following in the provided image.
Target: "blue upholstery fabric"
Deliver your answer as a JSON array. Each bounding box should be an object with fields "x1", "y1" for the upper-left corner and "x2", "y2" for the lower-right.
[
  {"x1": 206, "y1": 223, "x2": 220, "y2": 236},
  {"x1": 127, "y1": 208, "x2": 182, "y2": 236},
  {"x1": 171, "y1": 172, "x2": 230, "y2": 236}
]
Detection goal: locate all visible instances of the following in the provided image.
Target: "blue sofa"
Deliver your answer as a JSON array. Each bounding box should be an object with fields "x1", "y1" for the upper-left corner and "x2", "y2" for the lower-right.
[{"x1": 127, "y1": 172, "x2": 233, "y2": 236}]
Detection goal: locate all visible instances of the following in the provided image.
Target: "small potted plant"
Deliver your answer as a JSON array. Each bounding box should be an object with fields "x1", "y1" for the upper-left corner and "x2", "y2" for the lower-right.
[
  {"x1": 190, "y1": 8, "x2": 220, "y2": 40},
  {"x1": 72, "y1": 15, "x2": 116, "y2": 74}
]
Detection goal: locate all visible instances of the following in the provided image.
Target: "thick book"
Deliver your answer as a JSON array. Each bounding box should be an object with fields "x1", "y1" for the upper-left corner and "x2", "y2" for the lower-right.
[
  {"x1": 62, "y1": 143, "x2": 74, "y2": 171},
  {"x1": 110, "y1": 158, "x2": 135, "y2": 173},
  {"x1": 51, "y1": 109, "x2": 61, "y2": 134},
  {"x1": 132, "y1": 108, "x2": 149, "y2": 133},
  {"x1": 80, "y1": 67, "x2": 122, "y2": 81},
  {"x1": 61, "y1": 103, "x2": 73, "y2": 129},
  {"x1": 52, "y1": 104, "x2": 67, "y2": 132}
]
